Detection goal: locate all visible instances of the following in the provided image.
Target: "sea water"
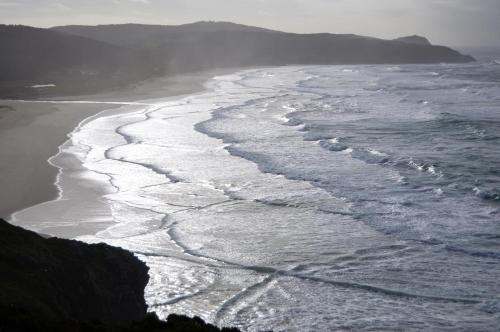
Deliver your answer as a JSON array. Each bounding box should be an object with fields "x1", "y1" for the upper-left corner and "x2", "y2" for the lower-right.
[{"x1": 11, "y1": 59, "x2": 500, "y2": 331}]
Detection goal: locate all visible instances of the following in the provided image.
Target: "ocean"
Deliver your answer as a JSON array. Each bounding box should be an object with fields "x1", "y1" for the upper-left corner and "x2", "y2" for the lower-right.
[{"x1": 11, "y1": 55, "x2": 500, "y2": 330}]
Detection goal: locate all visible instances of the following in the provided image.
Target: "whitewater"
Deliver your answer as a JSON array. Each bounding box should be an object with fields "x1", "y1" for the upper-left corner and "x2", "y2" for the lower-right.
[{"x1": 12, "y1": 62, "x2": 500, "y2": 331}]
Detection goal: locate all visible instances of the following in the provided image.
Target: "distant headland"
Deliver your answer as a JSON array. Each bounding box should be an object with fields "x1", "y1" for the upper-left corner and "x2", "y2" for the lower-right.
[{"x1": 0, "y1": 21, "x2": 474, "y2": 99}]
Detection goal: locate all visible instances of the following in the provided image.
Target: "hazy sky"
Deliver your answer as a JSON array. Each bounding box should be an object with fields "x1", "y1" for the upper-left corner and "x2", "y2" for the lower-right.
[{"x1": 1, "y1": 0, "x2": 499, "y2": 46}]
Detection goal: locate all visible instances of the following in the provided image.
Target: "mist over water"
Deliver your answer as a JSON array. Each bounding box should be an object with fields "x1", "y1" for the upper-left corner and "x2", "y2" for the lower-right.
[{"x1": 12, "y1": 59, "x2": 500, "y2": 330}]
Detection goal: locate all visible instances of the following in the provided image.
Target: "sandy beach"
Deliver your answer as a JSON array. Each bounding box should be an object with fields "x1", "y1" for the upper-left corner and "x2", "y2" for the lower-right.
[{"x1": 0, "y1": 70, "x2": 226, "y2": 219}]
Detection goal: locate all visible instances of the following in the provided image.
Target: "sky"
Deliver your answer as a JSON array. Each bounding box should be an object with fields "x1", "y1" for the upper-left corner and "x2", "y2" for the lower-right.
[{"x1": 1, "y1": 0, "x2": 499, "y2": 46}]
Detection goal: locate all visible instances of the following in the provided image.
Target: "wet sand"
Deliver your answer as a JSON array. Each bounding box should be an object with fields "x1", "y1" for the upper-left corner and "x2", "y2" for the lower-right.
[{"x1": 0, "y1": 70, "x2": 227, "y2": 218}]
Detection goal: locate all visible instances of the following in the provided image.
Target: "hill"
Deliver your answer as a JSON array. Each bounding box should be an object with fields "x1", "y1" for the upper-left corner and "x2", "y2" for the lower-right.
[
  {"x1": 51, "y1": 21, "x2": 279, "y2": 47},
  {"x1": 153, "y1": 30, "x2": 473, "y2": 74},
  {"x1": 0, "y1": 25, "x2": 158, "y2": 98},
  {"x1": 0, "y1": 218, "x2": 148, "y2": 327},
  {"x1": 0, "y1": 22, "x2": 475, "y2": 98},
  {"x1": 0, "y1": 218, "x2": 240, "y2": 331},
  {"x1": 394, "y1": 35, "x2": 432, "y2": 45}
]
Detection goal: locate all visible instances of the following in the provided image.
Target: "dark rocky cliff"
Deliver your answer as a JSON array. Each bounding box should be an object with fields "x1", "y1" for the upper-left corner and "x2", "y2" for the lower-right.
[
  {"x1": 0, "y1": 219, "x2": 240, "y2": 332},
  {"x1": 0, "y1": 218, "x2": 149, "y2": 326}
]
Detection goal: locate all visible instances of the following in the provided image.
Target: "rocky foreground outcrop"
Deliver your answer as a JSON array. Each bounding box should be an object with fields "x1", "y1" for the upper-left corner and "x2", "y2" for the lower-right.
[{"x1": 0, "y1": 219, "x2": 240, "y2": 332}]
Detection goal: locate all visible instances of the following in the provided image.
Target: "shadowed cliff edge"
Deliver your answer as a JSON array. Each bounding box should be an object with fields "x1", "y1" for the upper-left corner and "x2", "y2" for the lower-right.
[{"x1": 0, "y1": 219, "x2": 241, "y2": 332}]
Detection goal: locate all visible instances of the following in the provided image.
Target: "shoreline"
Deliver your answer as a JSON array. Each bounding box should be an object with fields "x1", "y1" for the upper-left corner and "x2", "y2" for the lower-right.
[
  {"x1": 0, "y1": 69, "x2": 236, "y2": 220},
  {"x1": 0, "y1": 101, "x2": 117, "y2": 218}
]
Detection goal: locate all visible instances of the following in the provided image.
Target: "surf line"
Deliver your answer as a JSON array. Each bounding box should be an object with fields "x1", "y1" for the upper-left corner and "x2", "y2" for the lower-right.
[{"x1": 5, "y1": 99, "x2": 154, "y2": 106}]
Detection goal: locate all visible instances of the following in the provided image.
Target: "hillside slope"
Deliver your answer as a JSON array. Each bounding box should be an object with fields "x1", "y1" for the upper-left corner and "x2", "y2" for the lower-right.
[
  {"x1": 394, "y1": 35, "x2": 432, "y2": 45},
  {"x1": 1, "y1": 22, "x2": 475, "y2": 98},
  {"x1": 0, "y1": 219, "x2": 240, "y2": 332},
  {"x1": 51, "y1": 21, "x2": 278, "y2": 47},
  {"x1": 0, "y1": 25, "x2": 157, "y2": 98},
  {"x1": 152, "y1": 30, "x2": 473, "y2": 74},
  {"x1": 52, "y1": 22, "x2": 473, "y2": 66},
  {"x1": 0, "y1": 218, "x2": 149, "y2": 326}
]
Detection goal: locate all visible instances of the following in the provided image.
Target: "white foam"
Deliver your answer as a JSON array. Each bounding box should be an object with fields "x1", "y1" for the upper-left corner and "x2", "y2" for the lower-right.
[
  {"x1": 12, "y1": 64, "x2": 495, "y2": 330},
  {"x1": 368, "y1": 149, "x2": 388, "y2": 157},
  {"x1": 329, "y1": 137, "x2": 340, "y2": 144},
  {"x1": 31, "y1": 84, "x2": 56, "y2": 88},
  {"x1": 13, "y1": 67, "x2": 368, "y2": 321}
]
